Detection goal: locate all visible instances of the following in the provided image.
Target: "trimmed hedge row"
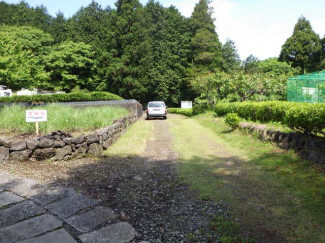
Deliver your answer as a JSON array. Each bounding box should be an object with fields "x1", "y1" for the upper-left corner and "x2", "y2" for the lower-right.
[
  {"x1": 168, "y1": 108, "x2": 193, "y2": 117},
  {"x1": 0, "y1": 92, "x2": 123, "y2": 103},
  {"x1": 215, "y1": 101, "x2": 325, "y2": 136}
]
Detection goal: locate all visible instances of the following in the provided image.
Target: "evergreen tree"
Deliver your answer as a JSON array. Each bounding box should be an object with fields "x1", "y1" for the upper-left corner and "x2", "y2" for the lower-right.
[
  {"x1": 188, "y1": 0, "x2": 222, "y2": 77},
  {"x1": 50, "y1": 12, "x2": 68, "y2": 43},
  {"x1": 67, "y1": 1, "x2": 112, "y2": 51},
  {"x1": 279, "y1": 16, "x2": 322, "y2": 73},
  {"x1": 220, "y1": 39, "x2": 241, "y2": 72},
  {"x1": 144, "y1": 1, "x2": 190, "y2": 105},
  {"x1": 319, "y1": 36, "x2": 325, "y2": 70},
  {"x1": 243, "y1": 55, "x2": 259, "y2": 74},
  {"x1": 107, "y1": 0, "x2": 152, "y2": 102}
]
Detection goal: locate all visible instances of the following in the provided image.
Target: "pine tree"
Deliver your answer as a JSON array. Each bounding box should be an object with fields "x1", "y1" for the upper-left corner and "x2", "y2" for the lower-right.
[
  {"x1": 50, "y1": 12, "x2": 68, "y2": 43},
  {"x1": 107, "y1": 0, "x2": 152, "y2": 102},
  {"x1": 188, "y1": 0, "x2": 222, "y2": 76},
  {"x1": 279, "y1": 16, "x2": 322, "y2": 73},
  {"x1": 243, "y1": 55, "x2": 259, "y2": 74},
  {"x1": 220, "y1": 39, "x2": 241, "y2": 72}
]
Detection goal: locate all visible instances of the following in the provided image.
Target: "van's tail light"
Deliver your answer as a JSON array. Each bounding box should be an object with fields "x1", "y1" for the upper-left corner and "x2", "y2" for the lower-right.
[{"x1": 146, "y1": 108, "x2": 148, "y2": 114}]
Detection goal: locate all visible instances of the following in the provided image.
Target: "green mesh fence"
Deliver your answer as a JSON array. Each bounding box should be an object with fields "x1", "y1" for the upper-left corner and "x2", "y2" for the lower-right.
[{"x1": 287, "y1": 70, "x2": 325, "y2": 103}]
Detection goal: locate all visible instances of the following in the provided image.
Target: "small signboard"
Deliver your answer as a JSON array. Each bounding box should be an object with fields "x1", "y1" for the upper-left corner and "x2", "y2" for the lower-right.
[
  {"x1": 26, "y1": 110, "x2": 47, "y2": 122},
  {"x1": 181, "y1": 101, "x2": 192, "y2": 109}
]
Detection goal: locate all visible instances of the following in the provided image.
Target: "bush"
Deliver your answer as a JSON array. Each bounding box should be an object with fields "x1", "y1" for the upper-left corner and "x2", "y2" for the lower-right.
[
  {"x1": 0, "y1": 92, "x2": 123, "y2": 103},
  {"x1": 215, "y1": 101, "x2": 325, "y2": 136},
  {"x1": 168, "y1": 108, "x2": 193, "y2": 116},
  {"x1": 225, "y1": 113, "x2": 241, "y2": 130}
]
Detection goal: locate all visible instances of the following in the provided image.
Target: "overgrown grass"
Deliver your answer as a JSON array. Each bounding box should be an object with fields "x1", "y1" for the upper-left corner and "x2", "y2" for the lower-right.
[
  {"x1": 168, "y1": 114, "x2": 325, "y2": 242},
  {"x1": 0, "y1": 104, "x2": 128, "y2": 134}
]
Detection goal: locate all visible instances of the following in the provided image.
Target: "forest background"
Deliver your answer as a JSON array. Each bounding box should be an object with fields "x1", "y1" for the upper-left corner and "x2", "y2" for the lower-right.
[{"x1": 0, "y1": 0, "x2": 324, "y2": 105}]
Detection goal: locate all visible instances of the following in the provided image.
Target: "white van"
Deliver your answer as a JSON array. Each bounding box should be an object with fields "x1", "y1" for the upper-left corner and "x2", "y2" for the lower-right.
[{"x1": 146, "y1": 101, "x2": 167, "y2": 120}]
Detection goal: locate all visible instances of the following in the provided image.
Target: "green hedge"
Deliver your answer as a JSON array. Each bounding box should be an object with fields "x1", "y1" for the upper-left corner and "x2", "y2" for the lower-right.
[
  {"x1": 168, "y1": 108, "x2": 193, "y2": 117},
  {"x1": 0, "y1": 92, "x2": 123, "y2": 103},
  {"x1": 215, "y1": 101, "x2": 325, "y2": 136}
]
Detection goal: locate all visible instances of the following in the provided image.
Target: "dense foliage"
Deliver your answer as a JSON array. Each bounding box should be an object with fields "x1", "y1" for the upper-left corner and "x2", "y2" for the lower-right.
[
  {"x1": 0, "y1": 92, "x2": 122, "y2": 103},
  {"x1": 167, "y1": 108, "x2": 193, "y2": 117},
  {"x1": 215, "y1": 101, "x2": 325, "y2": 136},
  {"x1": 0, "y1": 1, "x2": 324, "y2": 106},
  {"x1": 279, "y1": 17, "x2": 323, "y2": 74},
  {"x1": 224, "y1": 113, "x2": 240, "y2": 130}
]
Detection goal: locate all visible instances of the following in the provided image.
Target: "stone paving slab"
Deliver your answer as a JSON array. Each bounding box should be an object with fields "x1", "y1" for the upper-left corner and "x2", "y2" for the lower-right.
[
  {"x1": 46, "y1": 192, "x2": 97, "y2": 219},
  {"x1": 29, "y1": 187, "x2": 73, "y2": 206},
  {"x1": 3, "y1": 178, "x2": 42, "y2": 197},
  {"x1": 0, "y1": 173, "x2": 16, "y2": 188},
  {"x1": 0, "y1": 200, "x2": 45, "y2": 228},
  {"x1": 0, "y1": 214, "x2": 62, "y2": 243},
  {"x1": 0, "y1": 191, "x2": 24, "y2": 208},
  {"x1": 66, "y1": 206, "x2": 119, "y2": 233},
  {"x1": 79, "y1": 222, "x2": 136, "y2": 243},
  {"x1": 17, "y1": 229, "x2": 77, "y2": 243}
]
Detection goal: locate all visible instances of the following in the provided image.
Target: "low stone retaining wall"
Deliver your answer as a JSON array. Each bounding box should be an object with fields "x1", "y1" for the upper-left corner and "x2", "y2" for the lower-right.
[
  {"x1": 239, "y1": 122, "x2": 325, "y2": 164},
  {"x1": 0, "y1": 116, "x2": 137, "y2": 162}
]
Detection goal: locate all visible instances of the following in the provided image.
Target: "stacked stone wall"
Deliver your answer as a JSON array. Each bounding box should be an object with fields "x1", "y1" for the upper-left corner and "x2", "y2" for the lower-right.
[
  {"x1": 0, "y1": 116, "x2": 137, "y2": 162},
  {"x1": 239, "y1": 122, "x2": 325, "y2": 164}
]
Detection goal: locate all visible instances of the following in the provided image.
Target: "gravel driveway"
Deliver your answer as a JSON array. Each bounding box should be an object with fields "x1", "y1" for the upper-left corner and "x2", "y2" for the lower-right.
[{"x1": 0, "y1": 115, "x2": 229, "y2": 242}]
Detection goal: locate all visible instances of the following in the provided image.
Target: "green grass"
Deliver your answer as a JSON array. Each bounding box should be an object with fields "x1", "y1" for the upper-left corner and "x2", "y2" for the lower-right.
[
  {"x1": 168, "y1": 108, "x2": 193, "y2": 116},
  {"x1": 0, "y1": 104, "x2": 128, "y2": 134},
  {"x1": 104, "y1": 118, "x2": 154, "y2": 157},
  {"x1": 168, "y1": 114, "x2": 325, "y2": 242}
]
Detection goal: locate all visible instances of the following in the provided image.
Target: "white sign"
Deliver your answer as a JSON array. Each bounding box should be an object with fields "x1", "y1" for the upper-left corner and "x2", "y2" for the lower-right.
[
  {"x1": 181, "y1": 101, "x2": 193, "y2": 109},
  {"x1": 26, "y1": 110, "x2": 47, "y2": 122}
]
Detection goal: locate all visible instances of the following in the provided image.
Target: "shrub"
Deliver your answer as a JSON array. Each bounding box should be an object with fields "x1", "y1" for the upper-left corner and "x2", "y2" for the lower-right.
[
  {"x1": 225, "y1": 113, "x2": 241, "y2": 130},
  {"x1": 0, "y1": 92, "x2": 123, "y2": 103},
  {"x1": 215, "y1": 101, "x2": 325, "y2": 136},
  {"x1": 168, "y1": 108, "x2": 193, "y2": 116}
]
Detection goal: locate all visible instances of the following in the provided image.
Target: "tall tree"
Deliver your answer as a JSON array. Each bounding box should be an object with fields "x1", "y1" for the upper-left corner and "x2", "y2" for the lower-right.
[
  {"x1": 243, "y1": 55, "x2": 259, "y2": 74},
  {"x1": 319, "y1": 36, "x2": 325, "y2": 70},
  {"x1": 50, "y1": 12, "x2": 68, "y2": 43},
  {"x1": 279, "y1": 16, "x2": 322, "y2": 73},
  {"x1": 188, "y1": 0, "x2": 222, "y2": 77},
  {"x1": 0, "y1": 26, "x2": 52, "y2": 89},
  {"x1": 220, "y1": 39, "x2": 241, "y2": 72},
  {"x1": 144, "y1": 1, "x2": 190, "y2": 105},
  {"x1": 107, "y1": 0, "x2": 152, "y2": 102},
  {"x1": 45, "y1": 41, "x2": 95, "y2": 91}
]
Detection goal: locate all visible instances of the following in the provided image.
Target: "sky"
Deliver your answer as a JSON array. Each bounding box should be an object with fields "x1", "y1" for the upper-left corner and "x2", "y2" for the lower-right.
[{"x1": 5, "y1": 0, "x2": 325, "y2": 60}]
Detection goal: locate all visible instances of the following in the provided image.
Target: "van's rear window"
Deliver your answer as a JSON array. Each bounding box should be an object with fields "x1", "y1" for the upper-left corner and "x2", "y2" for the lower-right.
[{"x1": 149, "y1": 102, "x2": 164, "y2": 107}]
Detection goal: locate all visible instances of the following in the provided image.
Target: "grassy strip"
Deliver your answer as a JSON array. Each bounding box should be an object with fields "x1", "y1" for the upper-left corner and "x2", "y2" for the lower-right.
[
  {"x1": 104, "y1": 118, "x2": 154, "y2": 158},
  {"x1": 168, "y1": 114, "x2": 325, "y2": 242},
  {"x1": 0, "y1": 92, "x2": 122, "y2": 103},
  {"x1": 0, "y1": 104, "x2": 128, "y2": 134},
  {"x1": 168, "y1": 108, "x2": 193, "y2": 116}
]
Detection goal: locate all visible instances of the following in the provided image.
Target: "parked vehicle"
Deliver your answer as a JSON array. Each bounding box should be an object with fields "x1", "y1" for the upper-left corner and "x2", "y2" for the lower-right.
[
  {"x1": 146, "y1": 101, "x2": 167, "y2": 120},
  {"x1": 0, "y1": 85, "x2": 12, "y2": 97}
]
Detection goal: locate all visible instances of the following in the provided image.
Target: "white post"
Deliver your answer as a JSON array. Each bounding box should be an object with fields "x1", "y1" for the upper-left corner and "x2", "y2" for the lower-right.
[{"x1": 36, "y1": 121, "x2": 39, "y2": 136}]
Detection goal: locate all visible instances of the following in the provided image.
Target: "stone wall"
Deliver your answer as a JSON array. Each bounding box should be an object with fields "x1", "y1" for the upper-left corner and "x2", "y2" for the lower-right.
[
  {"x1": 0, "y1": 116, "x2": 137, "y2": 162},
  {"x1": 239, "y1": 122, "x2": 325, "y2": 165}
]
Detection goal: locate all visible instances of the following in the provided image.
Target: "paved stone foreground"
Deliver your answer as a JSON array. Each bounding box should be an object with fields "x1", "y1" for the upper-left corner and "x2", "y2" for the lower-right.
[{"x1": 0, "y1": 172, "x2": 137, "y2": 243}]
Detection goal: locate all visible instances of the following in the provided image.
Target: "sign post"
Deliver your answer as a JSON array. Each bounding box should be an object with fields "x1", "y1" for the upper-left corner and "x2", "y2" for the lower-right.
[{"x1": 26, "y1": 110, "x2": 47, "y2": 135}]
